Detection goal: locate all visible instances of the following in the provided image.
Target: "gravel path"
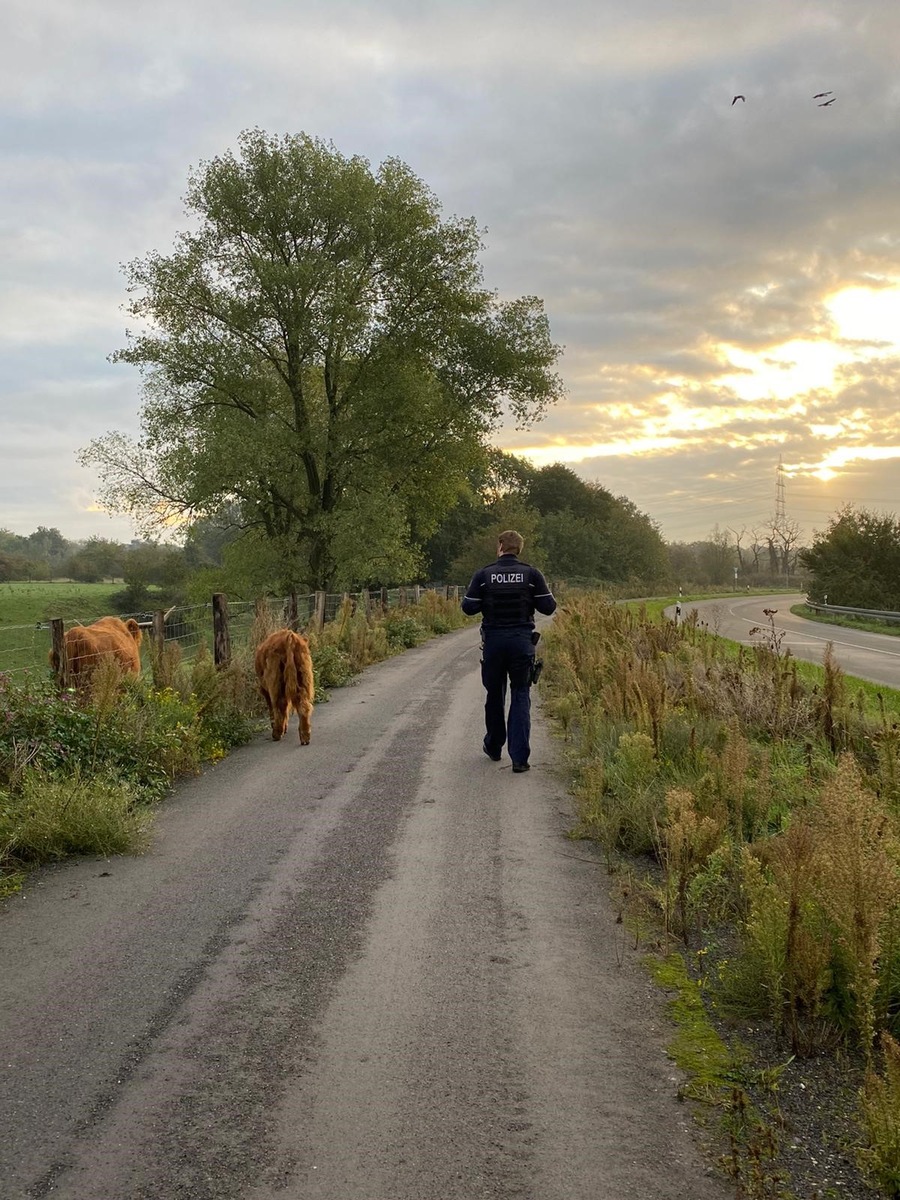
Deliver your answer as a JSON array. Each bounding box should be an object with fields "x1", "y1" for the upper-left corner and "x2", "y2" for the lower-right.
[{"x1": 1, "y1": 622, "x2": 729, "y2": 1199}]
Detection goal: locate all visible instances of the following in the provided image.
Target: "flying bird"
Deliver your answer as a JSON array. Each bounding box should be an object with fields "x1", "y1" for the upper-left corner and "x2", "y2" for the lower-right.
[
  {"x1": 731, "y1": 94, "x2": 746, "y2": 105},
  {"x1": 813, "y1": 91, "x2": 833, "y2": 99},
  {"x1": 818, "y1": 97, "x2": 837, "y2": 106}
]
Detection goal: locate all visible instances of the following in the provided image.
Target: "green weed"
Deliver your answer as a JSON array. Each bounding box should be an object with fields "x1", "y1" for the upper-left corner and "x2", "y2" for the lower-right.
[
  {"x1": 0, "y1": 770, "x2": 150, "y2": 862},
  {"x1": 859, "y1": 1032, "x2": 900, "y2": 1196}
]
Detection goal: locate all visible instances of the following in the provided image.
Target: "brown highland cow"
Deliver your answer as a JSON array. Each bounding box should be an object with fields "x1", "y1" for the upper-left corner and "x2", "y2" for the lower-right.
[
  {"x1": 50, "y1": 616, "x2": 143, "y2": 685},
  {"x1": 254, "y1": 629, "x2": 315, "y2": 744}
]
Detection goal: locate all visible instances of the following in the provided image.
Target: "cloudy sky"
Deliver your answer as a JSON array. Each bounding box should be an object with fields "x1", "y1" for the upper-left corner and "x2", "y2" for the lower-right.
[{"x1": 4, "y1": 0, "x2": 900, "y2": 546}]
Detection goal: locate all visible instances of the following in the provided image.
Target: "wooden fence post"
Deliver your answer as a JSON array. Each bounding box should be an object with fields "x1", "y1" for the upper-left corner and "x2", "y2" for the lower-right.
[
  {"x1": 212, "y1": 593, "x2": 231, "y2": 668},
  {"x1": 287, "y1": 591, "x2": 299, "y2": 632},
  {"x1": 314, "y1": 590, "x2": 327, "y2": 632},
  {"x1": 149, "y1": 610, "x2": 166, "y2": 685},
  {"x1": 361, "y1": 589, "x2": 370, "y2": 615},
  {"x1": 380, "y1": 587, "x2": 388, "y2": 613},
  {"x1": 50, "y1": 618, "x2": 68, "y2": 688},
  {"x1": 152, "y1": 610, "x2": 166, "y2": 653},
  {"x1": 414, "y1": 585, "x2": 422, "y2": 604}
]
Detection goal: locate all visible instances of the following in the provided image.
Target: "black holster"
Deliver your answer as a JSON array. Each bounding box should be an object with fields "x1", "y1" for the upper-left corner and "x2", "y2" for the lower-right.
[{"x1": 530, "y1": 630, "x2": 542, "y2": 683}]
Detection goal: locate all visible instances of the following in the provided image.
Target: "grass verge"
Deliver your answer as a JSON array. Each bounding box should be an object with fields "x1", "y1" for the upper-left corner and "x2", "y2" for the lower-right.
[
  {"x1": 791, "y1": 603, "x2": 900, "y2": 639},
  {"x1": 542, "y1": 591, "x2": 900, "y2": 1196}
]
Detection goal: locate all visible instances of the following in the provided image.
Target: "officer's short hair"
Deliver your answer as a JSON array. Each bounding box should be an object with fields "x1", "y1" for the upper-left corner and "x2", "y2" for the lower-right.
[{"x1": 498, "y1": 530, "x2": 524, "y2": 554}]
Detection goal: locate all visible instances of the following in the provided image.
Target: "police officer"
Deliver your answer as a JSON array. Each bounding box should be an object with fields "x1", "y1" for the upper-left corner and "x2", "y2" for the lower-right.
[{"x1": 461, "y1": 530, "x2": 557, "y2": 772}]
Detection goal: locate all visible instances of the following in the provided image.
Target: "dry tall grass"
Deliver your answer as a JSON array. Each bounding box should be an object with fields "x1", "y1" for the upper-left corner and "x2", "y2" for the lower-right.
[
  {"x1": 544, "y1": 590, "x2": 900, "y2": 1185},
  {"x1": 543, "y1": 593, "x2": 900, "y2": 1054}
]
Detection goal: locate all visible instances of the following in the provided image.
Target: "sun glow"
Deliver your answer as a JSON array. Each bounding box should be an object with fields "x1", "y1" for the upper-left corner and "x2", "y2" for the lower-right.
[
  {"x1": 511, "y1": 436, "x2": 682, "y2": 466},
  {"x1": 714, "y1": 340, "x2": 846, "y2": 401},
  {"x1": 819, "y1": 445, "x2": 900, "y2": 471},
  {"x1": 506, "y1": 284, "x2": 900, "y2": 488},
  {"x1": 827, "y1": 282, "x2": 900, "y2": 347},
  {"x1": 784, "y1": 445, "x2": 900, "y2": 484}
]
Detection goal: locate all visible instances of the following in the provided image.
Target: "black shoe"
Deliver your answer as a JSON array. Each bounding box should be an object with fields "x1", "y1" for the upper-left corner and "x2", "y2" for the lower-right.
[
  {"x1": 512, "y1": 762, "x2": 530, "y2": 773},
  {"x1": 483, "y1": 744, "x2": 502, "y2": 762}
]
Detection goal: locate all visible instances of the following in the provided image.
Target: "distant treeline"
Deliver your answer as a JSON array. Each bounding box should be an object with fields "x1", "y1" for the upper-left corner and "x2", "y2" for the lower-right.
[{"x1": 2, "y1": 457, "x2": 817, "y2": 602}]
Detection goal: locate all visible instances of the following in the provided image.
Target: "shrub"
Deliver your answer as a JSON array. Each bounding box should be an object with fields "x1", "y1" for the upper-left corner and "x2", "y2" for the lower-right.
[
  {"x1": 659, "y1": 786, "x2": 724, "y2": 944},
  {"x1": 545, "y1": 588, "x2": 900, "y2": 1177},
  {"x1": 311, "y1": 643, "x2": 354, "y2": 692},
  {"x1": 413, "y1": 591, "x2": 469, "y2": 636},
  {"x1": 0, "y1": 588, "x2": 465, "y2": 889},
  {"x1": 602, "y1": 731, "x2": 664, "y2": 854},
  {"x1": 0, "y1": 657, "x2": 258, "y2": 884},
  {"x1": 383, "y1": 613, "x2": 427, "y2": 649},
  {"x1": 0, "y1": 673, "x2": 101, "y2": 784},
  {"x1": 0, "y1": 770, "x2": 150, "y2": 862}
]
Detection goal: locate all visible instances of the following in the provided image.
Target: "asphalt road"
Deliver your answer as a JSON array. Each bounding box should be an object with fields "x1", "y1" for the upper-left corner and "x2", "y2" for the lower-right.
[
  {"x1": 673, "y1": 593, "x2": 900, "y2": 689},
  {"x1": 1, "y1": 621, "x2": 727, "y2": 1200}
]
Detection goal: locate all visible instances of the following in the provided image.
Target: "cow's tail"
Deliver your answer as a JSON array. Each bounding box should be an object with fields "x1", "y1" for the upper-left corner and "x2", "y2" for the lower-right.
[
  {"x1": 293, "y1": 635, "x2": 312, "y2": 699},
  {"x1": 284, "y1": 633, "x2": 302, "y2": 704}
]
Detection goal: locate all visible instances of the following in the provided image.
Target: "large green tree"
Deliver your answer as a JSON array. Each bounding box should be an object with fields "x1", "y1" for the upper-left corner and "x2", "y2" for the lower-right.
[
  {"x1": 422, "y1": 448, "x2": 535, "y2": 581},
  {"x1": 525, "y1": 463, "x2": 613, "y2": 524},
  {"x1": 64, "y1": 537, "x2": 125, "y2": 583},
  {"x1": 800, "y1": 505, "x2": 900, "y2": 608},
  {"x1": 523, "y1": 464, "x2": 668, "y2": 584},
  {"x1": 425, "y1": 455, "x2": 669, "y2": 587},
  {"x1": 84, "y1": 130, "x2": 563, "y2": 590}
]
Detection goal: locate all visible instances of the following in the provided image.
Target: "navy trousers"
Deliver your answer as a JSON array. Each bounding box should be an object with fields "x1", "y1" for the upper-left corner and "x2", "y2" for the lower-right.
[{"x1": 481, "y1": 628, "x2": 535, "y2": 765}]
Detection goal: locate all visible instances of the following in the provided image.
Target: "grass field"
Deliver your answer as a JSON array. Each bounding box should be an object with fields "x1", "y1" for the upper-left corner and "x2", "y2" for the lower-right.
[
  {"x1": 0, "y1": 581, "x2": 127, "y2": 627},
  {"x1": 0, "y1": 583, "x2": 298, "y2": 677},
  {"x1": 0, "y1": 582, "x2": 140, "y2": 676}
]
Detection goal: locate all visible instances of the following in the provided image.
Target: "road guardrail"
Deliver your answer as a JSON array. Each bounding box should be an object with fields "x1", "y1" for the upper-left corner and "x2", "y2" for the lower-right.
[{"x1": 805, "y1": 598, "x2": 900, "y2": 625}]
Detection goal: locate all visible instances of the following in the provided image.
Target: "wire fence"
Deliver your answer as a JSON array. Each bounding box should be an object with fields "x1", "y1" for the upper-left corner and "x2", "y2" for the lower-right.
[{"x1": 0, "y1": 585, "x2": 463, "y2": 681}]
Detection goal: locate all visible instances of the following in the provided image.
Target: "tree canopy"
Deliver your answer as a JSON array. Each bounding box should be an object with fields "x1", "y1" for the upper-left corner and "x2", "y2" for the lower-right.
[
  {"x1": 800, "y1": 505, "x2": 900, "y2": 609},
  {"x1": 423, "y1": 456, "x2": 669, "y2": 587},
  {"x1": 522, "y1": 464, "x2": 667, "y2": 583},
  {"x1": 83, "y1": 129, "x2": 563, "y2": 590}
]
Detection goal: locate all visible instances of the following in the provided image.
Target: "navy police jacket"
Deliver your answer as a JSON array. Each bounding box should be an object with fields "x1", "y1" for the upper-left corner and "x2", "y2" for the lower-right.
[{"x1": 461, "y1": 554, "x2": 557, "y2": 630}]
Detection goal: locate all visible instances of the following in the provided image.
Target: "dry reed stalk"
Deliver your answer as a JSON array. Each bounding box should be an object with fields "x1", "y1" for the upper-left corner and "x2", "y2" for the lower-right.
[
  {"x1": 661, "y1": 787, "x2": 724, "y2": 944},
  {"x1": 859, "y1": 1032, "x2": 900, "y2": 1194},
  {"x1": 811, "y1": 754, "x2": 900, "y2": 1056},
  {"x1": 767, "y1": 819, "x2": 832, "y2": 1054}
]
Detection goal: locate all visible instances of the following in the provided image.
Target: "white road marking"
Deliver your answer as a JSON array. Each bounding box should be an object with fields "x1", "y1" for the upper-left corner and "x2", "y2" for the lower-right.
[{"x1": 686, "y1": 601, "x2": 900, "y2": 662}]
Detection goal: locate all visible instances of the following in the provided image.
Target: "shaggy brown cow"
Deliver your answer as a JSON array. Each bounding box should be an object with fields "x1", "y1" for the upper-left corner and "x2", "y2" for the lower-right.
[
  {"x1": 254, "y1": 629, "x2": 314, "y2": 744},
  {"x1": 50, "y1": 616, "x2": 143, "y2": 683}
]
